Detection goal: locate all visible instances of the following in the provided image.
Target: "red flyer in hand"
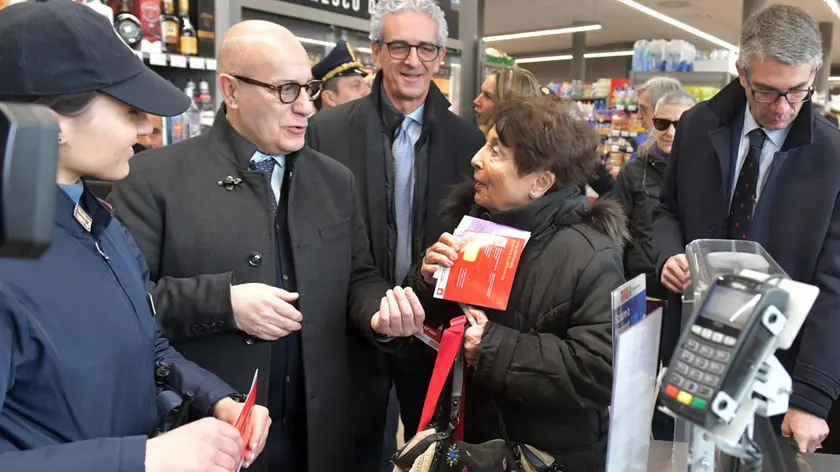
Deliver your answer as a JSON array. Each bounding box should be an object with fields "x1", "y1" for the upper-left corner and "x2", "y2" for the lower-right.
[
  {"x1": 233, "y1": 369, "x2": 258, "y2": 472},
  {"x1": 432, "y1": 216, "x2": 531, "y2": 311}
]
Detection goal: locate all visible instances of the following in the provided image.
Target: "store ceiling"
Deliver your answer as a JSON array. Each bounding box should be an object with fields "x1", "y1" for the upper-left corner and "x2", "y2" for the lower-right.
[{"x1": 484, "y1": 0, "x2": 840, "y2": 63}]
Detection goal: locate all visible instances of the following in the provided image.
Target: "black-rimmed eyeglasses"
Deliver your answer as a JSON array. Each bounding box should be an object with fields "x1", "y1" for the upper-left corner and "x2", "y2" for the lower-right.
[
  {"x1": 232, "y1": 75, "x2": 323, "y2": 103},
  {"x1": 381, "y1": 40, "x2": 441, "y2": 62},
  {"x1": 744, "y1": 72, "x2": 814, "y2": 104}
]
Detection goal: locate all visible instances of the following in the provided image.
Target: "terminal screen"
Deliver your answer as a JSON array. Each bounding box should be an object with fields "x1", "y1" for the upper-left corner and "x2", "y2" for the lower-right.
[{"x1": 700, "y1": 285, "x2": 760, "y2": 328}]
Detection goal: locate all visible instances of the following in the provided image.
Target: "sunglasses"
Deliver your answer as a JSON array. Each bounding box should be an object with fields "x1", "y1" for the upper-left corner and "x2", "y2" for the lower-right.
[{"x1": 652, "y1": 118, "x2": 679, "y2": 131}]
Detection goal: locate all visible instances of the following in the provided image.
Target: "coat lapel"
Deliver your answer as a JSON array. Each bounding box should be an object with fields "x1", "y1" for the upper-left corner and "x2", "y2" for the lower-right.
[
  {"x1": 709, "y1": 126, "x2": 732, "y2": 188},
  {"x1": 356, "y1": 92, "x2": 390, "y2": 279}
]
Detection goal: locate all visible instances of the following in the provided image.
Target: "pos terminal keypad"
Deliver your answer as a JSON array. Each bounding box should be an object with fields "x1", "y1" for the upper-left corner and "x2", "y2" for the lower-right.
[{"x1": 664, "y1": 324, "x2": 737, "y2": 411}]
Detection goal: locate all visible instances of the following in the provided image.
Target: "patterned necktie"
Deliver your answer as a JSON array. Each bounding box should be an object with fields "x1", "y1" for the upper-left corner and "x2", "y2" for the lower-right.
[
  {"x1": 250, "y1": 158, "x2": 278, "y2": 217},
  {"x1": 726, "y1": 128, "x2": 767, "y2": 240},
  {"x1": 393, "y1": 117, "x2": 418, "y2": 284}
]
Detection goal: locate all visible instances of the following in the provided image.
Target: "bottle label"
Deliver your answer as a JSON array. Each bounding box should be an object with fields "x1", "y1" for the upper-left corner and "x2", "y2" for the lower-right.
[
  {"x1": 162, "y1": 21, "x2": 179, "y2": 44},
  {"x1": 180, "y1": 36, "x2": 197, "y2": 55}
]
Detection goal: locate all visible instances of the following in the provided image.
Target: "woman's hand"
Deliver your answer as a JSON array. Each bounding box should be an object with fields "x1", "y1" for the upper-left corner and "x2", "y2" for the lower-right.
[
  {"x1": 463, "y1": 307, "x2": 489, "y2": 367},
  {"x1": 212, "y1": 397, "x2": 271, "y2": 469},
  {"x1": 420, "y1": 232, "x2": 462, "y2": 284}
]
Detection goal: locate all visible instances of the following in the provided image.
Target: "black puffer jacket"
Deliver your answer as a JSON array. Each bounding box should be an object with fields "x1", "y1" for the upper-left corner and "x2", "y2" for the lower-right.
[
  {"x1": 612, "y1": 145, "x2": 668, "y2": 299},
  {"x1": 406, "y1": 181, "x2": 628, "y2": 471}
]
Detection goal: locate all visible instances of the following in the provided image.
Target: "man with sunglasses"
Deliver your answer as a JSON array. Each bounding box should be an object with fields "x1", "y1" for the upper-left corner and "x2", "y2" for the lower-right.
[
  {"x1": 109, "y1": 20, "x2": 430, "y2": 472},
  {"x1": 654, "y1": 5, "x2": 840, "y2": 454},
  {"x1": 306, "y1": 0, "x2": 485, "y2": 469}
]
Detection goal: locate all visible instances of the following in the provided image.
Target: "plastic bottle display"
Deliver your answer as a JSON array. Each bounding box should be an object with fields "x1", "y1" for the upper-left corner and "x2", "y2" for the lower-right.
[{"x1": 632, "y1": 39, "x2": 697, "y2": 72}]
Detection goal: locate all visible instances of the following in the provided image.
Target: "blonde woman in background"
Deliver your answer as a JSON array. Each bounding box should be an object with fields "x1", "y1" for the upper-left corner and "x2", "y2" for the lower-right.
[{"x1": 473, "y1": 66, "x2": 541, "y2": 134}]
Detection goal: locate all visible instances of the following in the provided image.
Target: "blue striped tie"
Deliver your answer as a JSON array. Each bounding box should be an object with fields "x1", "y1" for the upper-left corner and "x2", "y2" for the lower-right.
[
  {"x1": 393, "y1": 117, "x2": 417, "y2": 284},
  {"x1": 250, "y1": 158, "x2": 277, "y2": 216}
]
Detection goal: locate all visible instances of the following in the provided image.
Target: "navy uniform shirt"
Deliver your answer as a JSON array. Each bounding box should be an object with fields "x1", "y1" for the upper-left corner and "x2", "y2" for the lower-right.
[{"x1": 0, "y1": 183, "x2": 236, "y2": 471}]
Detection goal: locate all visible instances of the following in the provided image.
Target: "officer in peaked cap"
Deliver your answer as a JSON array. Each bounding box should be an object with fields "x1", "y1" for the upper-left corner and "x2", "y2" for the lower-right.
[{"x1": 312, "y1": 40, "x2": 370, "y2": 110}]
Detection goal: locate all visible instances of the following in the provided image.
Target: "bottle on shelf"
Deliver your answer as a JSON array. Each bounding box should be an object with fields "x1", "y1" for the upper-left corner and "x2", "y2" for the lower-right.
[
  {"x1": 198, "y1": 79, "x2": 215, "y2": 132},
  {"x1": 178, "y1": 0, "x2": 197, "y2": 56},
  {"x1": 136, "y1": 0, "x2": 162, "y2": 53},
  {"x1": 114, "y1": 0, "x2": 142, "y2": 50},
  {"x1": 183, "y1": 82, "x2": 201, "y2": 139},
  {"x1": 159, "y1": 0, "x2": 180, "y2": 54}
]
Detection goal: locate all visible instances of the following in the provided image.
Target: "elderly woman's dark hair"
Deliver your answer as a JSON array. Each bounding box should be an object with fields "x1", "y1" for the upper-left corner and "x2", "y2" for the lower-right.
[{"x1": 490, "y1": 94, "x2": 600, "y2": 188}]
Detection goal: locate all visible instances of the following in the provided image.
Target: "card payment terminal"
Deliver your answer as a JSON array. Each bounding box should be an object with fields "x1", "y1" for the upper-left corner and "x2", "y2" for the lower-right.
[{"x1": 660, "y1": 274, "x2": 789, "y2": 430}]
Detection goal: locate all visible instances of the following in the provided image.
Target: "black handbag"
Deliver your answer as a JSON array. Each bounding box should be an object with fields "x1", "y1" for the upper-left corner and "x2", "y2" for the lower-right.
[{"x1": 392, "y1": 316, "x2": 560, "y2": 472}]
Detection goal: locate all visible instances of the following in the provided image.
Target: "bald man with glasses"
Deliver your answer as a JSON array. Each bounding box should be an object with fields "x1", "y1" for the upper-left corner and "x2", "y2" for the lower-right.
[{"x1": 109, "y1": 20, "x2": 429, "y2": 472}]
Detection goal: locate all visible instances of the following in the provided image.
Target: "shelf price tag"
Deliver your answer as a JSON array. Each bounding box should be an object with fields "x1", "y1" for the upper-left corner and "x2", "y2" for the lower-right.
[
  {"x1": 205, "y1": 59, "x2": 218, "y2": 70},
  {"x1": 149, "y1": 53, "x2": 168, "y2": 67},
  {"x1": 188, "y1": 57, "x2": 206, "y2": 69},
  {"x1": 169, "y1": 55, "x2": 188, "y2": 68}
]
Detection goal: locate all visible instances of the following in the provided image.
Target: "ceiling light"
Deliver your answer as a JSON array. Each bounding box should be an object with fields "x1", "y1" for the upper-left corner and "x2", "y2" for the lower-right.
[
  {"x1": 613, "y1": 0, "x2": 739, "y2": 52},
  {"x1": 297, "y1": 37, "x2": 336, "y2": 47},
  {"x1": 830, "y1": 77, "x2": 840, "y2": 82},
  {"x1": 484, "y1": 24, "x2": 601, "y2": 42},
  {"x1": 584, "y1": 50, "x2": 634, "y2": 58},
  {"x1": 825, "y1": 0, "x2": 840, "y2": 20},
  {"x1": 356, "y1": 46, "x2": 373, "y2": 54},
  {"x1": 515, "y1": 55, "x2": 574, "y2": 64}
]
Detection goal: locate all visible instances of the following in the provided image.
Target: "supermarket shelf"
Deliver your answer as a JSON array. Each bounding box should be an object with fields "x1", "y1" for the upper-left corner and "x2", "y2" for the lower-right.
[
  {"x1": 629, "y1": 71, "x2": 734, "y2": 89},
  {"x1": 569, "y1": 96, "x2": 609, "y2": 101},
  {"x1": 136, "y1": 51, "x2": 217, "y2": 71}
]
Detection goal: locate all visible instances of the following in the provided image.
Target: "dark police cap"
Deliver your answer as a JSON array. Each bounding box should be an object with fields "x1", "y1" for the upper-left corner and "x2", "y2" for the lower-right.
[
  {"x1": 312, "y1": 40, "x2": 368, "y2": 83},
  {"x1": 0, "y1": 0, "x2": 190, "y2": 117}
]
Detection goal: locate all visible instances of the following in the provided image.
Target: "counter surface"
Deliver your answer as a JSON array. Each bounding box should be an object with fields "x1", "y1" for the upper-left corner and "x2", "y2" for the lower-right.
[{"x1": 648, "y1": 440, "x2": 840, "y2": 471}]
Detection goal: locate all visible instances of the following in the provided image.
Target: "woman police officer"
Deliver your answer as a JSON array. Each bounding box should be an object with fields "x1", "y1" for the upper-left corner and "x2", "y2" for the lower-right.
[{"x1": 0, "y1": 1, "x2": 269, "y2": 471}]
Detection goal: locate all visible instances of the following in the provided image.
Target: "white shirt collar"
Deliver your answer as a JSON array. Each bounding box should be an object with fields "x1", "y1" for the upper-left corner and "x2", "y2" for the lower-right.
[
  {"x1": 743, "y1": 106, "x2": 791, "y2": 148},
  {"x1": 406, "y1": 104, "x2": 425, "y2": 126},
  {"x1": 250, "y1": 150, "x2": 285, "y2": 167}
]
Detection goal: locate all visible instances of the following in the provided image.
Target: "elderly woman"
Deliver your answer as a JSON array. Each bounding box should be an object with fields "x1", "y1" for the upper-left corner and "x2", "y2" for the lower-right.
[
  {"x1": 405, "y1": 95, "x2": 627, "y2": 470},
  {"x1": 612, "y1": 90, "x2": 698, "y2": 301},
  {"x1": 473, "y1": 66, "x2": 541, "y2": 134}
]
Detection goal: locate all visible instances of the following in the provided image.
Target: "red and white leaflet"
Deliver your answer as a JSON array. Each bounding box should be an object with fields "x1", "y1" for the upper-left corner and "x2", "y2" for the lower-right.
[
  {"x1": 432, "y1": 216, "x2": 531, "y2": 311},
  {"x1": 414, "y1": 325, "x2": 443, "y2": 351},
  {"x1": 233, "y1": 369, "x2": 259, "y2": 472}
]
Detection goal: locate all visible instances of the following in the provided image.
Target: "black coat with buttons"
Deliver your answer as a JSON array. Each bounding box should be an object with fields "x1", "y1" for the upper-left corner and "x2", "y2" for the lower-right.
[
  {"x1": 653, "y1": 79, "x2": 840, "y2": 421},
  {"x1": 108, "y1": 110, "x2": 393, "y2": 472}
]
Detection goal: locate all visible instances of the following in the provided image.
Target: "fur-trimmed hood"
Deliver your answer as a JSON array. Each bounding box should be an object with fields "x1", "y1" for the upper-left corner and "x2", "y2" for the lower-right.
[{"x1": 440, "y1": 179, "x2": 630, "y2": 250}]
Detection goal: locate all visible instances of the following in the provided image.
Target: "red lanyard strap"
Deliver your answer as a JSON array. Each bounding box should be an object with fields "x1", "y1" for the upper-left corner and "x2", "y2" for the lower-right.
[{"x1": 417, "y1": 315, "x2": 467, "y2": 440}]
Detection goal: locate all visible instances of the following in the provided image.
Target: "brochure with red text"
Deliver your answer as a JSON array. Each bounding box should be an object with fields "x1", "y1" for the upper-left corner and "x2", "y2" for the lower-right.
[
  {"x1": 234, "y1": 369, "x2": 259, "y2": 472},
  {"x1": 432, "y1": 216, "x2": 531, "y2": 311}
]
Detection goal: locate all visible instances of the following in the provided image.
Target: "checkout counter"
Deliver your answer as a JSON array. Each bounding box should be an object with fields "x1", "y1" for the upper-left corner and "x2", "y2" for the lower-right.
[{"x1": 609, "y1": 240, "x2": 840, "y2": 472}]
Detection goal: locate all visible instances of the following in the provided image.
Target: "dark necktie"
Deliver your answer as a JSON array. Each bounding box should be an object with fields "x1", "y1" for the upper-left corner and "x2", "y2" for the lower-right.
[
  {"x1": 250, "y1": 158, "x2": 277, "y2": 216},
  {"x1": 726, "y1": 128, "x2": 766, "y2": 240}
]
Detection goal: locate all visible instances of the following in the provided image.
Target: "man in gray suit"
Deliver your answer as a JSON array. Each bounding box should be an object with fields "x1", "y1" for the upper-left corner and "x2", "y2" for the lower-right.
[{"x1": 109, "y1": 20, "x2": 426, "y2": 472}]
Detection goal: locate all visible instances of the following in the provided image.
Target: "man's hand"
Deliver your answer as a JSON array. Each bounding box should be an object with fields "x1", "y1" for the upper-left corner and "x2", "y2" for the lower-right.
[
  {"x1": 661, "y1": 254, "x2": 690, "y2": 293},
  {"x1": 213, "y1": 397, "x2": 271, "y2": 468},
  {"x1": 230, "y1": 283, "x2": 303, "y2": 341},
  {"x1": 782, "y1": 407, "x2": 829, "y2": 453},
  {"x1": 370, "y1": 287, "x2": 425, "y2": 337},
  {"x1": 145, "y1": 417, "x2": 244, "y2": 472},
  {"x1": 463, "y1": 307, "x2": 488, "y2": 366}
]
